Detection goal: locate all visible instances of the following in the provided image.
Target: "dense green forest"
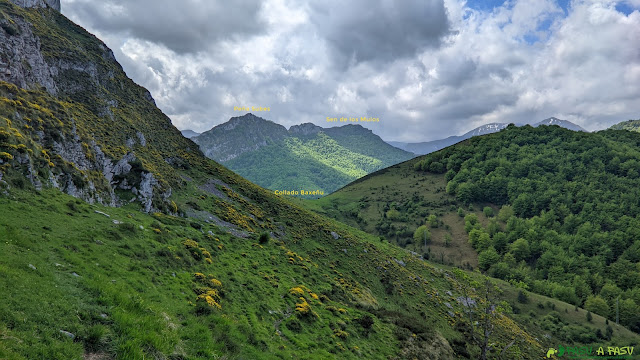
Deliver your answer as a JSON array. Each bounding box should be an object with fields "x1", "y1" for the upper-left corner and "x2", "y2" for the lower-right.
[{"x1": 414, "y1": 125, "x2": 640, "y2": 332}]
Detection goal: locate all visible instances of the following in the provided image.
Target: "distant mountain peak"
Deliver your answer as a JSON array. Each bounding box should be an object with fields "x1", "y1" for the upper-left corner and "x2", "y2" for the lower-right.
[
  {"x1": 220, "y1": 113, "x2": 283, "y2": 132},
  {"x1": 341, "y1": 123, "x2": 370, "y2": 130},
  {"x1": 463, "y1": 123, "x2": 509, "y2": 137},
  {"x1": 534, "y1": 117, "x2": 587, "y2": 132},
  {"x1": 289, "y1": 123, "x2": 323, "y2": 136},
  {"x1": 329, "y1": 123, "x2": 375, "y2": 136},
  {"x1": 193, "y1": 114, "x2": 288, "y2": 162},
  {"x1": 393, "y1": 117, "x2": 587, "y2": 155},
  {"x1": 228, "y1": 112, "x2": 264, "y2": 123}
]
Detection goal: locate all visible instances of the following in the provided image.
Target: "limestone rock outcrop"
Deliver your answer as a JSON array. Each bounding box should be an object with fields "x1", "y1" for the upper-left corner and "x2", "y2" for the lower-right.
[{"x1": 10, "y1": 0, "x2": 60, "y2": 11}]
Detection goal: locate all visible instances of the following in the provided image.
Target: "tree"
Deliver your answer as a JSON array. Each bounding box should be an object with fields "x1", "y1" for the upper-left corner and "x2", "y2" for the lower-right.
[
  {"x1": 600, "y1": 282, "x2": 622, "y2": 301},
  {"x1": 573, "y1": 275, "x2": 591, "y2": 303},
  {"x1": 509, "y1": 238, "x2": 530, "y2": 262},
  {"x1": 619, "y1": 298, "x2": 639, "y2": 329},
  {"x1": 464, "y1": 213, "x2": 479, "y2": 233},
  {"x1": 456, "y1": 182, "x2": 475, "y2": 204},
  {"x1": 503, "y1": 253, "x2": 517, "y2": 267},
  {"x1": 413, "y1": 225, "x2": 431, "y2": 248},
  {"x1": 492, "y1": 232, "x2": 508, "y2": 253},
  {"x1": 478, "y1": 247, "x2": 500, "y2": 272},
  {"x1": 429, "y1": 161, "x2": 445, "y2": 173},
  {"x1": 454, "y1": 270, "x2": 515, "y2": 360},
  {"x1": 488, "y1": 262, "x2": 510, "y2": 280},
  {"x1": 486, "y1": 219, "x2": 501, "y2": 236},
  {"x1": 386, "y1": 209, "x2": 401, "y2": 220},
  {"x1": 476, "y1": 232, "x2": 492, "y2": 252},
  {"x1": 483, "y1": 206, "x2": 494, "y2": 218},
  {"x1": 497, "y1": 205, "x2": 514, "y2": 223},
  {"x1": 468, "y1": 229, "x2": 484, "y2": 249},
  {"x1": 586, "y1": 311, "x2": 592, "y2": 322},
  {"x1": 444, "y1": 233, "x2": 452, "y2": 247},
  {"x1": 427, "y1": 214, "x2": 438, "y2": 228},
  {"x1": 605, "y1": 325, "x2": 613, "y2": 340}
]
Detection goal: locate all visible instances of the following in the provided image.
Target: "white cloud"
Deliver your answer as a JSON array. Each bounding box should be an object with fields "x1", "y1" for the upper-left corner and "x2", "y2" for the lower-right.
[{"x1": 60, "y1": 0, "x2": 640, "y2": 141}]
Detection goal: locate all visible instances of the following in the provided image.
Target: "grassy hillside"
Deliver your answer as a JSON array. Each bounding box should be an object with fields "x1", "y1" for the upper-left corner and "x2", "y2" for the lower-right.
[
  {"x1": 300, "y1": 161, "x2": 478, "y2": 267},
  {"x1": 610, "y1": 119, "x2": 640, "y2": 132},
  {"x1": 304, "y1": 125, "x2": 640, "y2": 335},
  {"x1": 0, "y1": 186, "x2": 536, "y2": 359},
  {"x1": 5, "y1": 186, "x2": 639, "y2": 359}
]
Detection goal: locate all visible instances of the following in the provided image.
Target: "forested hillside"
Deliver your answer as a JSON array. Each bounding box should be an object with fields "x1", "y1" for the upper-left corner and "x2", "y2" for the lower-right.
[
  {"x1": 307, "y1": 125, "x2": 640, "y2": 333},
  {"x1": 609, "y1": 119, "x2": 640, "y2": 132}
]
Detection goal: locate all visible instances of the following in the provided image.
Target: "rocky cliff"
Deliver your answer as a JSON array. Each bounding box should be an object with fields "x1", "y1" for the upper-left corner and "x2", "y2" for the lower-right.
[
  {"x1": 11, "y1": 0, "x2": 59, "y2": 11},
  {"x1": 0, "y1": 0, "x2": 197, "y2": 212}
]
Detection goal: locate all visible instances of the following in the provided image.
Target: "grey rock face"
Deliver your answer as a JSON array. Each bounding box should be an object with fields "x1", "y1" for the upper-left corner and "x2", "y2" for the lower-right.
[
  {"x1": 136, "y1": 131, "x2": 147, "y2": 147},
  {"x1": 138, "y1": 172, "x2": 157, "y2": 213},
  {"x1": 52, "y1": 124, "x2": 92, "y2": 170},
  {"x1": 0, "y1": 16, "x2": 58, "y2": 95},
  {"x1": 289, "y1": 123, "x2": 322, "y2": 136},
  {"x1": 0, "y1": 4, "x2": 171, "y2": 213},
  {"x1": 110, "y1": 153, "x2": 136, "y2": 182},
  {"x1": 10, "y1": 0, "x2": 60, "y2": 11}
]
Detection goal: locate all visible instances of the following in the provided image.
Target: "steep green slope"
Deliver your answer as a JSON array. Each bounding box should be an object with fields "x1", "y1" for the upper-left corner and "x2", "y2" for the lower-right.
[
  {"x1": 226, "y1": 133, "x2": 394, "y2": 195},
  {"x1": 5, "y1": 188, "x2": 640, "y2": 359},
  {"x1": 304, "y1": 125, "x2": 640, "y2": 335},
  {"x1": 0, "y1": 2, "x2": 571, "y2": 359},
  {"x1": 194, "y1": 116, "x2": 414, "y2": 197},
  {"x1": 610, "y1": 119, "x2": 640, "y2": 132},
  {"x1": 224, "y1": 136, "x2": 357, "y2": 193}
]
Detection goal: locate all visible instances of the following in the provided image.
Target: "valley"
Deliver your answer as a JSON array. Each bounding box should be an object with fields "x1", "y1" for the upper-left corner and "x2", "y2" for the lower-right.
[{"x1": 0, "y1": 0, "x2": 639, "y2": 359}]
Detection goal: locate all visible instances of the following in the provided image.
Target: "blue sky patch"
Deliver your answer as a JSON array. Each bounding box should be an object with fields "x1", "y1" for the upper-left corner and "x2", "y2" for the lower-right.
[
  {"x1": 615, "y1": 2, "x2": 637, "y2": 15},
  {"x1": 464, "y1": 0, "x2": 636, "y2": 16}
]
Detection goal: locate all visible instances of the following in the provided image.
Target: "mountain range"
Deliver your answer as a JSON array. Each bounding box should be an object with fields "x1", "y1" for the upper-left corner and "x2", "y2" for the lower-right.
[
  {"x1": 390, "y1": 117, "x2": 587, "y2": 155},
  {"x1": 191, "y1": 114, "x2": 414, "y2": 196}
]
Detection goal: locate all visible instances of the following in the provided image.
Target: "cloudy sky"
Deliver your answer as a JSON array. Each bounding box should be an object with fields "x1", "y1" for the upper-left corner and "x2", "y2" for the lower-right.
[{"x1": 61, "y1": 0, "x2": 640, "y2": 142}]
